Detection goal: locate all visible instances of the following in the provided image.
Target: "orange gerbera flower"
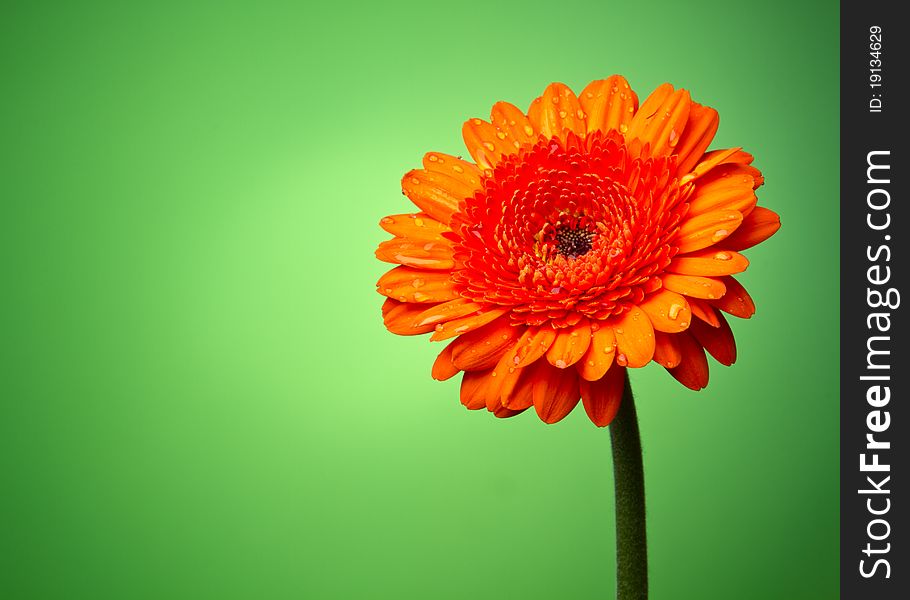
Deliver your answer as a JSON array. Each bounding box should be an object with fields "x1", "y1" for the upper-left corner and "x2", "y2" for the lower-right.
[{"x1": 376, "y1": 76, "x2": 780, "y2": 426}]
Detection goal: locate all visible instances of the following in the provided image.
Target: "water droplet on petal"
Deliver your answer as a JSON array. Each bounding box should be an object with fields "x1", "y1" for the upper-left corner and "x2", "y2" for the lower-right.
[
  {"x1": 558, "y1": 110, "x2": 567, "y2": 118},
  {"x1": 410, "y1": 177, "x2": 421, "y2": 185},
  {"x1": 711, "y1": 229, "x2": 728, "y2": 242},
  {"x1": 619, "y1": 123, "x2": 629, "y2": 133},
  {"x1": 413, "y1": 218, "x2": 425, "y2": 227},
  {"x1": 616, "y1": 353, "x2": 628, "y2": 366},
  {"x1": 668, "y1": 129, "x2": 678, "y2": 146},
  {"x1": 452, "y1": 165, "x2": 464, "y2": 174},
  {"x1": 412, "y1": 278, "x2": 425, "y2": 288},
  {"x1": 714, "y1": 251, "x2": 732, "y2": 261},
  {"x1": 496, "y1": 131, "x2": 506, "y2": 140},
  {"x1": 555, "y1": 359, "x2": 567, "y2": 369},
  {"x1": 482, "y1": 141, "x2": 496, "y2": 152},
  {"x1": 668, "y1": 303, "x2": 683, "y2": 320},
  {"x1": 413, "y1": 292, "x2": 429, "y2": 302},
  {"x1": 524, "y1": 125, "x2": 534, "y2": 136},
  {"x1": 381, "y1": 217, "x2": 394, "y2": 225}
]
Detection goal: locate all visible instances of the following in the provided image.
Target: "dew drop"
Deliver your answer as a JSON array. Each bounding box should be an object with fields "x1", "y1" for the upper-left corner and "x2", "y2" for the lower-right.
[
  {"x1": 711, "y1": 229, "x2": 728, "y2": 242},
  {"x1": 524, "y1": 125, "x2": 534, "y2": 136},
  {"x1": 615, "y1": 328, "x2": 624, "y2": 334},
  {"x1": 558, "y1": 110, "x2": 567, "y2": 119},
  {"x1": 576, "y1": 109, "x2": 585, "y2": 120},
  {"x1": 619, "y1": 123, "x2": 629, "y2": 133},
  {"x1": 423, "y1": 242, "x2": 435, "y2": 251},
  {"x1": 555, "y1": 359, "x2": 567, "y2": 369},
  {"x1": 410, "y1": 177, "x2": 421, "y2": 185},
  {"x1": 413, "y1": 218, "x2": 425, "y2": 227},
  {"x1": 452, "y1": 165, "x2": 464, "y2": 174},
  {"x1": 427, "y1": 154, "x2": 438, "y2": 162},
  {"x1": 714, "y1": 251, "x2": 732, "y2": 261},
  {"x1": 472, "y1": 118, "x2": 482, "y2": 125},
  {"x1": 482, "y1": 141, "x2": 496, "y2": 152},
  {"x1": 381, "y1": 217, "x2": 394, "y2": 225},
  {"x1": 412, "y1": 278, "x2": 425, "y2": 288},
  {"x1": 490, "y1": 371, "x2": 497, "y2": 377},
  {"x1": 668, "y1": 303, "x2": 683, "y2": 320},
  {"x1": 616, "y1": 353, "x2": 628, "y2": 366},
  {"x1": 413, "y1": 292, "x2": 429, "y2": 302},
  {"x1": 668, "y1": 129, "x2": 678, "y2": 146},
  {"x1": 496, "y1": 131, "x2": 506, "y2": 140},
  {"x1": 434, "y1": 324, "x2": 444, "y2": 331}
]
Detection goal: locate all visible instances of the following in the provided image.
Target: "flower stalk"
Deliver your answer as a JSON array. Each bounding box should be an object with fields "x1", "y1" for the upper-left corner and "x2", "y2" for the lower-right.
[{"x1": 610, "y1": 372, "x2": 647, "y2": 600}]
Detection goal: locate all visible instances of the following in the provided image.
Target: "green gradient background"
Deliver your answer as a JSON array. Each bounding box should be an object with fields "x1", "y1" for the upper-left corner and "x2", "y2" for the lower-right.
[{"x1": 2, "y1": 1, "x2": 839, "y2": 598}]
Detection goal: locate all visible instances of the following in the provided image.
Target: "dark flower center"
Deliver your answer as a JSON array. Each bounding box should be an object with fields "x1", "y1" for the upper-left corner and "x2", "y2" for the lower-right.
[{"x1": 554, "y1": 226, "x2": 594, "y2": 258}]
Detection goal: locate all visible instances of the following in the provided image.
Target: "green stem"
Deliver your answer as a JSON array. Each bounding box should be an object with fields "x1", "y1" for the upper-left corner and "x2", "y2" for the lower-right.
[{"x1": 610, "y1": 371, "x2": 647, "y2": 600}]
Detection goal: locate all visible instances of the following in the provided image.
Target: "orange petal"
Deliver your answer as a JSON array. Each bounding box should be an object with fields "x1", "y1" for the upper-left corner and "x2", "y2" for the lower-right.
[
  {"x1": 627, "y1": 85, "x2": 689, "y2": 153},
  {"x1": 661, "y1": 273, "x2": 727, "y2": 300},
  {"x1": 501, "y1": 364, "x2": 535, "y2": 410},
  {"x1": 686, "y1": 173, "x2": 757, "y2": 218},
  {"x1": 722, "y1": 206, "x2": 781, "y2": 251},
  {"x1": 460, "y1": 371, "x2": 491, "y2": 410},
  {"x1": 579, "y1": 76, "x2": 638, "y2": 135},
  {"x1": 667, "y1": 332, "x2": 709, "y2": 390},
  {"x1": 679, "y1": 147, "x2": 742, "y2": 185},
  {"x1": 382, "y1": 298, "x2": 437, "y2": 336},
  {"x1": 508, "y1": 326, "x2": 558, "y2": 368},
  {"x1": 462, "y1": 118, "x2": 516, "y2": 170},
  {"x1": 653, "y1": 331, "x2": 682, "y2": 368},
  {"x1": 531, "y1": 363, "x2": 581, "y2": 424},
  {"x1": 668, "y1": 249, "x2": 749, "y2": 277},
  {"x1": 431, "y1": 308, "x2": 510, "y2": 342},
  {"x1": 675, "y1": 102, "x2": 719, "y2": 175},
  {"x1": 710, "y1": 276, "x2": 756, "y2": 319},
  {"x1": 689, "y1": 314, "x2": 737, "y2": 366},
  {"x1": 576, "y1": 325, "x2": 616, "y2": 381},
  {"x1": 401, "y1": 169, "x2": 472, "y2": 224},
  {"x1": 675, "y1": 209, "x2": 744, "y2": 254},
  {"x1": 580, "y1": 365, "x2": 625, "y2": 427},
  {"x1": 638, "y1": 289, "x2": 692, "y2": 333},
  {"x1": 689, "y1": 298, "x2": 721, "y2": 328},
  {"x1": 375, "y1": 238, "x2": 454, "y2": 270},
  {"x1": 612, "y1": 306, "x2": 655, "y2": 368},
  {"x1": 377, "y1": 267, "x2": 458, "y2": 304},
  {"x1": 527, "y1": 82, "x2": 586, "y2": 141},
  {"x1": 449, "y1": 316, "x2": 520, "y2": 371},
  {"x1": 490, "y1": 101, "x2": 538, "y2": 148},
  {"x1": 432, "y1": 343, "x2": 460, "y2": 381},
  {"x1": 545, "y1": 319, "x2": 592, "y2": 369},
  {"x1": 422, "y1": 152, "x2": 482, "y2": 190},
  {"x1": 379, "y1": 213, "x2": 449, "y2": 241},
  {"x1": 412, "y1": 299, "x2": 482, "y2": 328}
]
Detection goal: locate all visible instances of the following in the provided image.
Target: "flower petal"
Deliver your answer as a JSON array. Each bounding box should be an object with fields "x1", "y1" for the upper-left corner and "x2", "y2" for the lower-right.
[
  {"x1": 430, "y1": 308, "x2": 510, "y2": 342},
  {"x1": 679, "y1": 147, "x2": 743, "y2": 185},
  {"x1": 577, "y1": 324, "x2": 616, "y2": 381},
  {"x1": 377, "y1": 267, "x2": 458, "y2": 303},
  {"x1": 710, "y1": 276, "x2": 756, "y2": 319},
  {"x1": 449, "y1": 316, "x2": 520, "y2": 371},
  {"x1": 686, "y1": 176, "x2": 757, "y2": 218},
  {"x1": 579, "y1": 76, "x2": 638, "y2": 135},
  {"x1": 500, "y1": 359, "x2": 537, "y2": 410},
  {"x1": 545, "y1": 319, "x2": 593, "y2": 369},
  {"x1": 580, "y1": 364, "x2": 625, "y2": 426},
  {"x1": 460, "y1": 371, "x2": 491, "y2": 410},
  {"x1": 462, "y1": 118, "x2": 517, "y2": 170},
  {"x1": 668, "y1": 248, "x2": 749, "y2": 277},
  {"x1": 490, "y1": 101, "x2": 538, "y2": 147},
  {"x1": 688, "y1": 298, "x2": 721, "y2": 327},
  {"x1": 527, "y1": 82, "x2": 586, "y2": 141},
  {"x1": 689, "y1": 314, "x2": 737, "y2": 366},
  {"x1": 379, "y1": 213, "x2": 449, "y2": 241},
  {"x1": 401, "y1": 169, "x2": 472, "y2": 224},
  {"x1": 375, "y1": 238, "x2": 454, "y2": 270},
  {"x1": 532, "y1": 362, "x2": 581, "y2": 424},
  {"x1": 628, "y1": 85, "x2": 690, "y2": 156},
  {"x1": 612, "y1": 306, "x2": 656, "y2": 368},
  {"x1": 675, "y1": 102, "x2": 719, "y2": 175},
  {"x1": 653, "y1": 331, "x2": 682, "y2": 368},
  {"x1": 382, "y1": 298, "x2": 438, "y2": 335},
  {"x1": 412, "y1": 299, "x2": 483, "y2": 328},
  {"x1": 674, "y1": 209, "x2": 744, "y2": 254},
  {"x1": 667, "y1": 332, "x2": 709, "y2": 390},
  {"x1": 722, "y1": 206, "x2": 781, "y2": 251},
  {"x1": 422, "y1": 152, "x2": 483, "y2": 190},
  {"x1": 639, "y1": 289, "x2": 692, "y2": 333},
  {"x1": 432, "y1": 343, "x2": 460, "y2": 381},
  {"x1": 661, "y1": 273, "x2": 727, "y2": 300},
  {"x1": 510, "y1": 326, "x2": 558, "y2": 368}
]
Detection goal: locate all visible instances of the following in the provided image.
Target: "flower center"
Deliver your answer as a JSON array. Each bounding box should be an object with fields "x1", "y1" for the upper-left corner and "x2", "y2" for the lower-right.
[
  {"x1": 450, "y1": 131, "x2": 685, "y2": 327},
  {"x1": 553, "y1": 225, "x2": 594, "y2": 259}
]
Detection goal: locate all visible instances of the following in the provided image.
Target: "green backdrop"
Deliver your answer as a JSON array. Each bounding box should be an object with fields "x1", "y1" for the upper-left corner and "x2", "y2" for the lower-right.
[{"x1": 2, "y1": 0, "x2": 839, "y2": 598}]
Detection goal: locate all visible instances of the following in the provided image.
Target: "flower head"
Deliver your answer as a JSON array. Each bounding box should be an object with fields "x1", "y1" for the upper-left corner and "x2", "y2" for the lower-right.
[{"x1": 376, "y1": 76, "x2": 780, "y2": 426}]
